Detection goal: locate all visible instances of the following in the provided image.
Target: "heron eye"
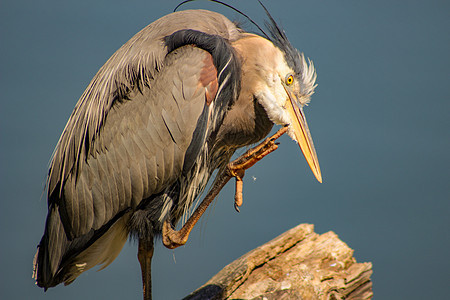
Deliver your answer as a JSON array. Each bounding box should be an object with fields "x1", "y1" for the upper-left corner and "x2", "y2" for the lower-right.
[{"x1": 286, "y1": 74, "x2": 294, "y2": 85}]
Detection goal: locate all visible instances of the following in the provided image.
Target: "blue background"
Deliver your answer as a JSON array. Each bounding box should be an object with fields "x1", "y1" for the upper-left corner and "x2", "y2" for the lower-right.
[{"x1": 1, "y1": 1, "x2": 449, "y2": 299}]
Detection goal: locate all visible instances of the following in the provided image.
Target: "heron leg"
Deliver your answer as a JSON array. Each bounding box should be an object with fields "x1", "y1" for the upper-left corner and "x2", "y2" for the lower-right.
[
  {"x1": 162, "y1": 126, "x2": 288, "y2": 249},
  {"x1": 138, "y1": 237, "x2": 154, "y2": 300}
]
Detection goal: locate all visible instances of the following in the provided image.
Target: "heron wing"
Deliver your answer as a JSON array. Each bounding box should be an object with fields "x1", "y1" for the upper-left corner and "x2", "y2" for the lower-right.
[
  {"x1": 64, "y1": 46, "x2": 218, "y2": 237},
  {"x1": 36, "y1": 45, "x2": 222, "y2": 287}
]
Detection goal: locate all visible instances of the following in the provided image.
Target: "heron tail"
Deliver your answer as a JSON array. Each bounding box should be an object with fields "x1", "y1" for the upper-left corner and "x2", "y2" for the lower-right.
[{"x1": 33, "y1": 206, "x2": 131, "y2": 289}]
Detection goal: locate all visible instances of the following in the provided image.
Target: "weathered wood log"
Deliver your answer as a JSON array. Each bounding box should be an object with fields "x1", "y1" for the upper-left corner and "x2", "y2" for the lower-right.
[{"x1": 184, "y1": 224, "x2": 373, "y2": 300}]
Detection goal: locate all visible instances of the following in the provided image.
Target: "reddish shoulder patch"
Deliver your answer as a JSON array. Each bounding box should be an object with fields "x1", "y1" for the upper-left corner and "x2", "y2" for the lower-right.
[{"x1": 199, "y1": 53, "x2": 219, "y2": 105}]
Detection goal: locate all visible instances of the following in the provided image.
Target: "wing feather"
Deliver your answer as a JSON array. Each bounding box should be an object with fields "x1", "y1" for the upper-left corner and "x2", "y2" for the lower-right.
[{"x1": 67, "y1": 47, "x2": 209, "y2": 235}]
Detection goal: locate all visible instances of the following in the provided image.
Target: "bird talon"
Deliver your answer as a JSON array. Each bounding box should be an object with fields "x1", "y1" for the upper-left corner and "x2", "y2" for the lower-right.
[{"x1": 232, "y1": 169, "x2": 244, "y2": 211}]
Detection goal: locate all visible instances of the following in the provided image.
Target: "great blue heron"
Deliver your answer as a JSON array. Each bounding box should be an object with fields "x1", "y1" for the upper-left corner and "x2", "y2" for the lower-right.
[{"x1": 33, "y1": 2, "x2": 321, "y2": 299}]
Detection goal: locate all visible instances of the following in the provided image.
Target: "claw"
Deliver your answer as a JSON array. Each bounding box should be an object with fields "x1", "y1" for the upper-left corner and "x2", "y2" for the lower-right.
[{"x1": 231, "y1": 169, "x2": 245, "y2": 212}]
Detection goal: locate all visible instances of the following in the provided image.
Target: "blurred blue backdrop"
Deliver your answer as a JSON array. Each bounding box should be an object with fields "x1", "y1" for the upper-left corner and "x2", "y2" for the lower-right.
[{"x1": 1, "y1": 1, "x2": 449, "y2": 299}]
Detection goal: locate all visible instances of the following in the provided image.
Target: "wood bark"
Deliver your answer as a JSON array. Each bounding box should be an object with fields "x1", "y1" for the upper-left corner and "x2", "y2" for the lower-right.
[{"x1": 184, "y1": 224, "x2": 373, "y2": 300}]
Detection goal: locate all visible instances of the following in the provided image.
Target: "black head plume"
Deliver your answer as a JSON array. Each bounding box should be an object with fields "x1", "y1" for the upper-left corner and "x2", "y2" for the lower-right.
[
  {"x1": 257, "y1": 1, "x2": 302, "y2": 75},
  {"x1": 174, "y1": 0, "x2": 270, "y2": 39}
]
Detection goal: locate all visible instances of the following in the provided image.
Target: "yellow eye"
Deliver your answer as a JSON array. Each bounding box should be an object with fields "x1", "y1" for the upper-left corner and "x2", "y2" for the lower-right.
[{"x1": 286, "y1": 74, "x2": 294, "y2": 85}]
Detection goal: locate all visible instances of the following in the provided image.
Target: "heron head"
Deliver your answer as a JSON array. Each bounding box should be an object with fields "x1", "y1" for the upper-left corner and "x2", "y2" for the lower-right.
[{"x1": 233, "y1": 33, "x2": 322, "y2": 183}]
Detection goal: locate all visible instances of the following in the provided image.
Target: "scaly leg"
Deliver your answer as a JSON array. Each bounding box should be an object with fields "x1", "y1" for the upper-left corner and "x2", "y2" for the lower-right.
[
  {"x1": 162, "y1": 126, "x2": 288, "y2": 249},
  {"x1": 138, "y1": 237, "x2": 154, "y2": 300}
]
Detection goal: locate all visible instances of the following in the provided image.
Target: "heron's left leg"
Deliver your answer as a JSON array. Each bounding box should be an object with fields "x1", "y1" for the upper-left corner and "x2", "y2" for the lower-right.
[
  {"x1": 162, "y1": 126, "x2": 288, "y2": 249},
  {"x1": 138, "y1": 237, "x2": 154, "y2": 300}
]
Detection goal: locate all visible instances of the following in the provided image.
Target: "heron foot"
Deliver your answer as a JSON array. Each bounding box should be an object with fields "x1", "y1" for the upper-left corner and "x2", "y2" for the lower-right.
[
  {"x1": 228, "y1": 125, "x2": 288, "y2": 212},
  {"x1": 161, "y1": 126, "x2": 288, "y2": 249},
  {"x1": 231, "y1": 169, "x2": 244, "y2": 212}
]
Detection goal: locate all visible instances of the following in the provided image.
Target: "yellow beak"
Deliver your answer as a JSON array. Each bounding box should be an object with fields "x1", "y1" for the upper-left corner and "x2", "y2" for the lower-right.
[{"x1": 283, "y1": 86, "x2": 322, "y2": 183}]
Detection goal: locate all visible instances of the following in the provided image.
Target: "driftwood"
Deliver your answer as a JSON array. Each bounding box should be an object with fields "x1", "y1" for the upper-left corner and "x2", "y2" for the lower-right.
[{"x1": 184, "y1": 224, "x2": 373, "y2": 300}]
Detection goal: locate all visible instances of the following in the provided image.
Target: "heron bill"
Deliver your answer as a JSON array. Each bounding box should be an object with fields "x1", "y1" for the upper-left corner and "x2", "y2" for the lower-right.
[{"x1": 285, "y1": 91, "x2": 322, "y2": 183}]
